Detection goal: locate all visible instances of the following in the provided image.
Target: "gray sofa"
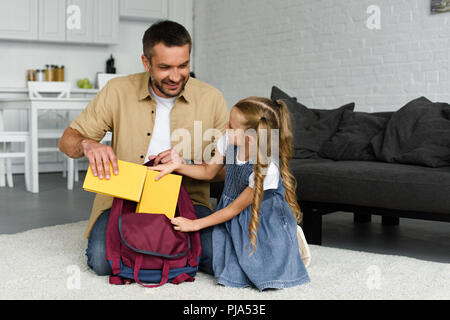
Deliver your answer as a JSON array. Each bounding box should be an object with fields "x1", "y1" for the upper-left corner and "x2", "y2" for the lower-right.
[
  {"x1": 292, "y1": 158, "x2": 450, "y2": 245},
  {"x1": 271, "y1": 87, "x2": 450, "y2": 245}
]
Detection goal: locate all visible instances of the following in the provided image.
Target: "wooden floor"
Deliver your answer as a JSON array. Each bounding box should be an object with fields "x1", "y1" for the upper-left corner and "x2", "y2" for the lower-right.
[{"x1": 0, "y1": 172, "x2": 449, "y2": 264}]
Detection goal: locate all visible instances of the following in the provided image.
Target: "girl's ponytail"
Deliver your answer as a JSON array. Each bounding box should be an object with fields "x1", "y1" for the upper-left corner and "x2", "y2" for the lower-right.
[
  {"x1": 276, "y1": 99, "x2": 302, "y2": 223},
  {"x1": 249, "y1": 116, "x2": 270, "y2": 256}
]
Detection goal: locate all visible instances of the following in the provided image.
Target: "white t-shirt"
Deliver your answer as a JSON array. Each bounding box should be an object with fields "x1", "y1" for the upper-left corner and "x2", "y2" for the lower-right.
[
  {"x1": 216, "y1": 134, "x2": 280, "y2": 190},
  {"x1": 145, "y1": 86, "x2": 176, "y2": 162}
]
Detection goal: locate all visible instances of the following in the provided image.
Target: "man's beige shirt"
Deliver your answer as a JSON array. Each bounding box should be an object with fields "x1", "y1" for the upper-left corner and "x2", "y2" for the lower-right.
[{"x1": 70, "y1": 72, "x2": 229, "y2": 238}]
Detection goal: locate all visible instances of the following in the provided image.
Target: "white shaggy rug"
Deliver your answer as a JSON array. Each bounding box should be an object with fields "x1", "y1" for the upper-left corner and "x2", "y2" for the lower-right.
[{"x1": 0, "y1": 220, "x2": 448, "y2": 300}]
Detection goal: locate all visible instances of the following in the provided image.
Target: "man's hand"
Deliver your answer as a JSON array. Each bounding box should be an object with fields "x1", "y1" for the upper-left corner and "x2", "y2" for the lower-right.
[
  {"x1": 59, "y1": 127, "x2": 118, "y2": 180},
  {"x1": 148, "y1": 148, "x2": 185, "y2": 166},
  {"x1": 170, "y1": 217, "x2": 199, "y2": 232},
  {"x1": 81, "y1": 139, "x2": 118, "y2": 179}
]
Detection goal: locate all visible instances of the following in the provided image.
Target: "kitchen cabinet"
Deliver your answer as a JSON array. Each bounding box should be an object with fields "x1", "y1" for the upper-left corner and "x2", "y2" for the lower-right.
[
  {"x1": 66, "y1": 0, "x2": 118, "y2": 44},
  {"x1": 0, "y1": 0, "x2": 119, "y2": 45},
  {"x1": 65, "y1": 0, "x2": 93, "y2": 43},
  {"x1": 119, "y1": 0, "x2": 193, "y2": 34},
  {"x1": 93, "y1": 0, "x2": 119, "y2": 44},
  {"x1": 119, "y1": 0, "x2": 193, "y2": 41},
  {"x1": 119, "y1": 0, "x2": 168, "y2": 21},
  {"x1": 0, "y1": 0, "x2": 38, "y2": 40},
  {"x1": 0, "y1": 0, "x2": 191, "y2": 45},
  {"x1": 38, "y1": 0, "x2": 66, "y2": 41}
]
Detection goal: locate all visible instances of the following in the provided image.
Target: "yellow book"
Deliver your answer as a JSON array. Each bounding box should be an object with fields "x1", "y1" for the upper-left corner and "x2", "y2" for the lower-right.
[
  {"x1": 136, "y1": 170, "x2": 183, "y2": 218},
  {"x1": 82, "y1": 160, "x2": 147, "y2": 202}
]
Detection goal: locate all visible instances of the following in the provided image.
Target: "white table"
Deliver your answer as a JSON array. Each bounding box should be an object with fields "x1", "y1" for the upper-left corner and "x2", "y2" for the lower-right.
[{"x1": 0, "y1": 98, "x2": 91, "y2": 193}]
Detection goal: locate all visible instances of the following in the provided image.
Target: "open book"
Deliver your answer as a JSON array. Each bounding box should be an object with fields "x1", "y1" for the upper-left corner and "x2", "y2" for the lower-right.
[{"x1": 83, "y1": 160, "x2": 182, "y2": 218}]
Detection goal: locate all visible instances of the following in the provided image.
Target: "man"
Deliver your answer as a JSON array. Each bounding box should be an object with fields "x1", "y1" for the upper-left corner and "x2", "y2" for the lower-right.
[{"x1": 59, "y1": 20, "x2": 228, "y2": 276}]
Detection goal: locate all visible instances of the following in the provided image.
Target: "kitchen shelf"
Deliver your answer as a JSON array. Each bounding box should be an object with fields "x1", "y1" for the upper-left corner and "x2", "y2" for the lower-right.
[{"x1": 0, "y1": 87, "x2": 99, "y2": 94}]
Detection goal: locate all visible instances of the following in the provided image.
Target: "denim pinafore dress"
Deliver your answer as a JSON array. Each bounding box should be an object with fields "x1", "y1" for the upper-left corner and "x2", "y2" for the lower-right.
[{"x1": 211, "y1": 144, "x2": 310, "y2": 291}]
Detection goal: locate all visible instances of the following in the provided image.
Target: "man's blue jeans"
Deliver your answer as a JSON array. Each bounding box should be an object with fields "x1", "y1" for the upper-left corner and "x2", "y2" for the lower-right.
[{"x1": 85, "y1": 204, "x2": 214, "y2": 276}]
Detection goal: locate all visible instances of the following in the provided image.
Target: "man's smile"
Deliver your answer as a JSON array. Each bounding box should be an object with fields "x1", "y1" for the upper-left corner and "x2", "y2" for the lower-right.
[{"x1": 164, "y1": 81, "x2": 181, "y2": 90}]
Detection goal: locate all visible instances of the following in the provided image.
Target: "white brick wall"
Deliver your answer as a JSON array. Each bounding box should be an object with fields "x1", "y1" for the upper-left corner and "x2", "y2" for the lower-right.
[{"x1": 194, "y1": 0, "x2": 450, "y2": 112}]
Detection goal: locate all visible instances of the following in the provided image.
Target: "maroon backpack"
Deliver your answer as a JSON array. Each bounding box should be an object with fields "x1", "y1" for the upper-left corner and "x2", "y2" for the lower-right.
[{"x1": 105, "y1": 161, "x2": 202, "y2": 288}]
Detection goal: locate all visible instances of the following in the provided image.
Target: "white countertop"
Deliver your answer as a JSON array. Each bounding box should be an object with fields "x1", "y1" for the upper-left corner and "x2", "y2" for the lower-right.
[
  {"x1": 0, "y1": 97, "x2": 93, "y2": 102},
  {"x1": 0, "y1": 87, "x2": 99, "y2": 94}
]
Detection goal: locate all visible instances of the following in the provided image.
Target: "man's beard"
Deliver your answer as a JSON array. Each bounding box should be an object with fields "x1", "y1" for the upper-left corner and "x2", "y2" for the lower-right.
[{"x1": 150, "y1": 73, "x2": 189, "y2": 98}]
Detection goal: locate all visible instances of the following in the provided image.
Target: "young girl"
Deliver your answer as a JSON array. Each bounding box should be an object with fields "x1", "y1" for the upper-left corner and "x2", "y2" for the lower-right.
[{"x1": 148, "y1": 96, "x2": 310, "y2": 291}]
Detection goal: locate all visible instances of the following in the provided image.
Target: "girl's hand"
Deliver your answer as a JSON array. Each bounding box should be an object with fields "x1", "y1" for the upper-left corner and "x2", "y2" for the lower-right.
[
  {"x1": 148, "y1": 148, "x2": 185, "y2": 166},
  {"x1": 147, "y1": 162, "x2": 180, "y2": 181},
  {"x1": 170, "y1": 217, "x2": 199, "y2": 232}
]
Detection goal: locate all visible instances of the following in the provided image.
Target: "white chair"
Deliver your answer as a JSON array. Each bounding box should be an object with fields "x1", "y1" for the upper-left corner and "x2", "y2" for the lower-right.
[
  {"x1": 28, "y1": 81, "x2": 74, "y2": 188},
  {"x1": 28, "y1": 81, "x2": 71, "y2": 99},
  {"x1": 0, "y1": 131, "x2": 31, "y2": 191}
]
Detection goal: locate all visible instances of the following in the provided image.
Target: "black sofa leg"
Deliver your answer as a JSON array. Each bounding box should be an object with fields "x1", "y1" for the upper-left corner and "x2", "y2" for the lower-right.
[
  {"x1": 301, "y1": 207, "x2": 322, "y2": 245},
  {"x1": 353, "y1": 212, "x2": 371, "y2": 223},
  {"x1": 382, "y1": 215, "x2": 399, "y2": 226}
]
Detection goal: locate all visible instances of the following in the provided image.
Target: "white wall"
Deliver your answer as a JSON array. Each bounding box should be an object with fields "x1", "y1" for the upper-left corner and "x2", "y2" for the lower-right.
[
  {"x1": 194, "y1": 0, "x2": 450, "y2": 112},
  {"x1": 0, "y1": 19, "x2": 150, "y2": 88}
]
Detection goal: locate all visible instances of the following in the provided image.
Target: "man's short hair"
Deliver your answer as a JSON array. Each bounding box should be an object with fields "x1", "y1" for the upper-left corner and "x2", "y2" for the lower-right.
[{"x1": 142, "y1": 20, "x2": 192, "y2": 59}]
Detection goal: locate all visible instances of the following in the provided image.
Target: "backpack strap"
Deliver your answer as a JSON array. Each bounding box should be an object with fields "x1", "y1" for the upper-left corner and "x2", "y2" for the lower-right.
[
  {"x1": 133, "y1": 254, "x2": 170, "y2": 288},
  {"x1": 106, "y1": 198, "x2": 125, "y2": 275},
  {"x1": 170, "y1": 272, "x2": 195, "y2": 285},
  {"x1": 187, "y1": 248, "x2": 199, "y2": 267},
  {"x1": 109, "y1": 276, "x2": 133, "y2": 285}
]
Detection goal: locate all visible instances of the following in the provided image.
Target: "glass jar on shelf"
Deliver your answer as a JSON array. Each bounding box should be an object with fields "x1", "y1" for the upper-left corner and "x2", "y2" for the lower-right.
[
  {"x1": 55, "y1": 65, "x2": 65, "y2": 81},
  {"x1": 36, "y1": 69, "x2": 45, "y2": 82},
  {"x1": 45, "y1": 65, "x2": 52, "y2": 81},
  {"x1": 26, "y1": 69, "x2": 36, "y2": 81}
]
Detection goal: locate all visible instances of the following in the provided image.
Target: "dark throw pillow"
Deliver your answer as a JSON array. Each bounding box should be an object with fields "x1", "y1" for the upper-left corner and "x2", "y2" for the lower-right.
[
  {"x1": 375, "y1": 96, "x2": 435, "y2": 163},
  {"x1": 318, "y1": 109, "x2": 388, "y2": 161},
  {"x1": 374, "y1": 96, "x2": 450, "y2": 167},
  {"x1": 270, "y1": 85, "x2": 298, "y2": 102},
  {"x1": 270, "y1": 86, "x2": 355, "y2": 158},
  {"x1": 393, "y1": 107, "x2": 450, "y2": 167}
]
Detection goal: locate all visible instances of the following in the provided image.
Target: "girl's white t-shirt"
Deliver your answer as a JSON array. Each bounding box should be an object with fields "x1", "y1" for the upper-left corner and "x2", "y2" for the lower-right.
[{"x1": 216, "y1": 134, "x2": 280, "y2": 190}]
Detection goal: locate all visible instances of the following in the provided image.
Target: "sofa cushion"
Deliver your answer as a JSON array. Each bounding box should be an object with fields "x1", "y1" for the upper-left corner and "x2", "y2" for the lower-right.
[
  {"x1": 270, "y1": 85, "x2": 298, "y2": 102},
  {"x1": 393, "y1": 113, "x2": 450, "y2": 167},
  {"x1": 318, "y1": 109, "x2": 388, "y2": 161},
  {"x1": 373, "y1": 96, "x2": 450, "y2": 167},
  {"x1": 291, "y1": 159, "x2": 450, "y2": 214},
  {"x1": 270, "y1": 86, "x2": 355, "y2": 159}
]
